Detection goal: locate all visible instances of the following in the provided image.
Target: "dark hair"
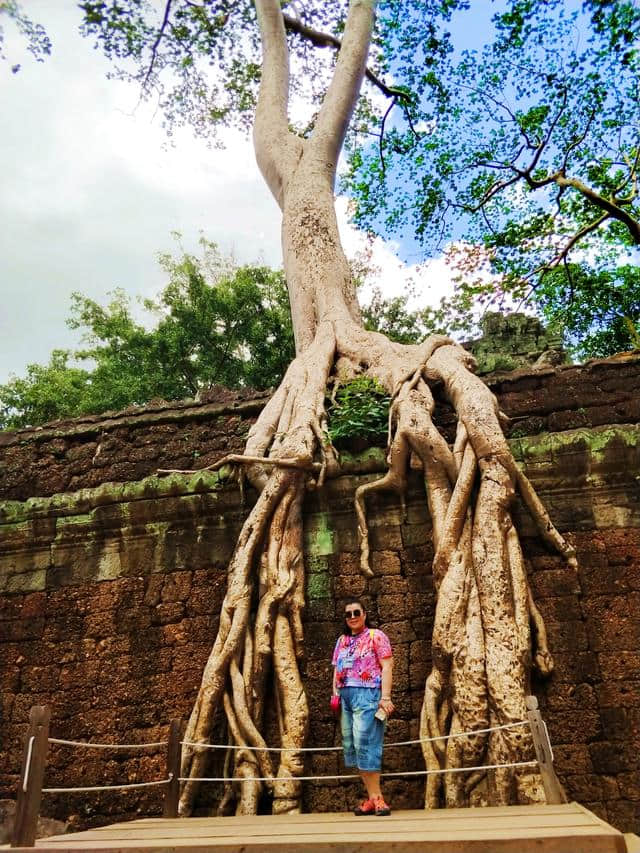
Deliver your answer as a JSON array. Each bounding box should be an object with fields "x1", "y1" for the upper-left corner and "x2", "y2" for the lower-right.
[{"x1": 341, "y1": 598, "x2": 371, "y2": 636}]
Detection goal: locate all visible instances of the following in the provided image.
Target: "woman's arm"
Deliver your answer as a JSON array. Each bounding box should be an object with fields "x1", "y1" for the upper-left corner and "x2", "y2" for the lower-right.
[
  {"x1": 333, "y1": 666, "x2": 339, "y2": 696},
  {"x1": 379, "y1": 657, "x2": 394, "y2": 716}
]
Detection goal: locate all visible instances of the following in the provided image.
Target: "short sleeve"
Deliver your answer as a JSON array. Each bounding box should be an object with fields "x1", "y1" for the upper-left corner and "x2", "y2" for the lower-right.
[{"x1": 374, "y1": 629, "x2": 392, "y2": 659}]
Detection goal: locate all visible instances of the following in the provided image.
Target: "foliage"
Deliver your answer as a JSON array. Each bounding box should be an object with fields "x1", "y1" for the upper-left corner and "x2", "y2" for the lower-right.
[
  {"x1": 361, "y1": 285, "x2": 447, "y2": 344},
  {"x1": 0, "y1": 0, "x2": 51, "y2": 72},
  {"x1": 344, "y1": 0, "x2": 640, "y2": 351},
  {"x1": 327, "y1": 375, "x2": 390, "y2": 447},
  {"x1": 0, "y1": 350, "x2": 93, "y2": 429},
  {"x1": 535, "y1": 263, "x2": 640, "y2": 359},
  {"x1": 5, "y1": 1, "x2": 466, "y2": 143},
  {"x1": 0, "y1": 236, "x2": 433, "y2": 430},
  {"x1": 0, "y1": 240, "x2": 295, "y2": 429}
]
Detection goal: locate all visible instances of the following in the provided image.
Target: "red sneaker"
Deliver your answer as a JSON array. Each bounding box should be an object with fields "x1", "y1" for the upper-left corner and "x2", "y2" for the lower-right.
[
  {"x1": 373, "y1": 796, "x2": 391, "y2": 816},
  {"x1": 354, "y1": 798, "x2": 376, "y2": 816}
]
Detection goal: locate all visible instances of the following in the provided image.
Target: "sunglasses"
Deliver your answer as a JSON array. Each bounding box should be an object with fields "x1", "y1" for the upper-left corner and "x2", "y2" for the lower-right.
[{"x1": 345, "y1": 609, "x2": 362, "y2": 618}]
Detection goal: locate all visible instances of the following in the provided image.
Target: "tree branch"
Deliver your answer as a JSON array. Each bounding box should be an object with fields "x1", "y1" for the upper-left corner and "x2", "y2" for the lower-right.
[
  {"x1": 142, "y1": 0, "x2": 173, "y2": 91},
  {"x1": 310, "y1": 0, "x2": 377, "y2": 177},
  {"x1": 253, "y1": 0, "x2": 301, "y2": 207},
  {"x1": 282, "y1": 11, "x2": 411, "y2": 103},
  {"x1": 555, "y1": 175, "x2": 640, "y2": 242},
  {"x1": 378, "y1": 95, "x2": 396, "y2": 175},
  {"x1": 158, "y1": 454, "x2": 320, "y2": 476}
]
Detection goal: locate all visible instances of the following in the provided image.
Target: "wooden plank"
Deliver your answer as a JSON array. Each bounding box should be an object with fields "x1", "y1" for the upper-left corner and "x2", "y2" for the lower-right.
[
  {"x1": 624, "y1": 833, "x2": 640, "y2": 853},
  {"x1": 67, "y1": 802, "x2": 592, "y2": 832},
  {"x1": 10, "y1": 804, "x2": 623, "y2": 853},
  {"x1": 33, "y1": 813, "x2": 622, "y2": 841},
  {"x1": 22, "y1": 832, "x2": 627, "y2": 853},
  {"x1": 31, "y1": 826, "x2": 624, "y2": 846}
]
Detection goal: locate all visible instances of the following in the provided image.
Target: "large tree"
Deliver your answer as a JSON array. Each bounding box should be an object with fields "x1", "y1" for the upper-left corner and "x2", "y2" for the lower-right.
[{"x1": 10, "y1": 0, "x2": 577, "y2": 816}]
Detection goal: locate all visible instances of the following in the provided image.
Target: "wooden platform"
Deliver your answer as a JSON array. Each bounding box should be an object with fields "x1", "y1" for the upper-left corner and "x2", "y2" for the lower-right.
[{"x1": 10, "y1": 802, "x2": 627, "y2": 853}]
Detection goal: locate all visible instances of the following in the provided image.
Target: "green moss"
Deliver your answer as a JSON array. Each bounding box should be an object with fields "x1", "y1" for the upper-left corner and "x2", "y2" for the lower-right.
[
  {"x1": 305, "y1": 512, "x2": 335, "y2": 556},
  {"x1": 0, "y1": 469, "x2": 231, "y2": 525},
  {"x1": 510, "y1": 424, "x2": 640, "y2": 465},
  {"x1": 307, "y1": 571, "x2": 331, "y2": 600}
]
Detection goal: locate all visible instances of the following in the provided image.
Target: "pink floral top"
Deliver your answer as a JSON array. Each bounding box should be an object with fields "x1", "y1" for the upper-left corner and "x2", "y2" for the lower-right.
[{"x1": 332, "y1": 628, "x2": 392, "y2": 689}]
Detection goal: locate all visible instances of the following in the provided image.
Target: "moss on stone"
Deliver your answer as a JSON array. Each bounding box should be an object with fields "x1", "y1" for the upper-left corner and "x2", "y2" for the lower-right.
[
  {"x1": 306, "y1": 571, "x2": 331, "y2": 600},
  {"x1": 305, "y1": 512, "x2": 335, "y2": 556},
  {"x1": 0, "y1": 469, "x2": 230, "y2": 525},
  {"x1": 511, "y1": 424, "x2": 640, "y2": 465}
]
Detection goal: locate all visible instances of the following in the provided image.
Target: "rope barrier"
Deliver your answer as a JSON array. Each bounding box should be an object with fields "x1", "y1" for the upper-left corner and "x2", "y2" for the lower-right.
[
  {"x1": 180, "y1": 719, "x2": 530, "y2": 753},
  {"x1": 178, "y1": 759, "x2": 539, "y2": 784},
  {"x1": 42, "y1": 777, "x2": 173, "y2": 794},
  {"x1": 38, "y1": 717, "x2": 548, "y2": 799},
  {"x1": 48, "y1": 737, "x2": 167, "y2": 750}
]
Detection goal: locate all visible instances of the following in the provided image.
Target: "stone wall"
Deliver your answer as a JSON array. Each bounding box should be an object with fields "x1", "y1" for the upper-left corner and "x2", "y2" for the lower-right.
[{"x1": 1, "y1": 356, "x2": 639, "y2": 833}]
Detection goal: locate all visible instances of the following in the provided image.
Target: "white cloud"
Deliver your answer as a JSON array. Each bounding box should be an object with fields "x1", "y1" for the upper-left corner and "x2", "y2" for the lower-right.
[{"x1": 335, "y1": 197, "x2": 455, "y2": 308}]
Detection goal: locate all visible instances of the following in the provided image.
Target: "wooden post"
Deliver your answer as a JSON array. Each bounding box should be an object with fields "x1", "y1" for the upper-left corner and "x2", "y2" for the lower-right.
[
  {"x1": 11, "y1": 705, "x2": 51, "y2": 848},
  {"x1": 163, "y1": 719, "x2": 182, "y2": 819},
  {"x1": 525, "y1": 695, "x2": 568, "y2": 805}
]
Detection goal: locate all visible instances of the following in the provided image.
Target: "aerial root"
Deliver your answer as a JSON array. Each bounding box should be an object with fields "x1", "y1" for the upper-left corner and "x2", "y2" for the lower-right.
[
  {"x1": 178, "y1": 325, "x2": 338, "y2": 816},
  {"x1": 158, "y1": 453, "x2": 319, "y2": 477},
  {"x1": 354, "y1": 340, "x2": 575, "y2": 807}
]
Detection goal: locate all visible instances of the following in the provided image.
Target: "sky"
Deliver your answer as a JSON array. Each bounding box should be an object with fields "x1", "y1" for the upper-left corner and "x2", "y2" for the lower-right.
[{"x1": 0, "y1": 2, "x2": 458, "y2": 385}]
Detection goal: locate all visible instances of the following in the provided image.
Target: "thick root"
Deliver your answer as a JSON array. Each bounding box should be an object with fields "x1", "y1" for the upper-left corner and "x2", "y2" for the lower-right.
[
  {"x1": 179, "y1": 326, "x2": 336, "y2": 816},
  {"x1": 180, "y1": 327, "x2": 572, "y2": 816},
  {"x1": 355, "y1": 337, "x2": 572, "y2": 808}
]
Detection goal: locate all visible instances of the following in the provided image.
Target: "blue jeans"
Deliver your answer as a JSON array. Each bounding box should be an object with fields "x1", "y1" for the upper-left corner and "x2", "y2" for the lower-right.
[{"x1": 340, "y1": 686, "x2": 385, "y2": 771}]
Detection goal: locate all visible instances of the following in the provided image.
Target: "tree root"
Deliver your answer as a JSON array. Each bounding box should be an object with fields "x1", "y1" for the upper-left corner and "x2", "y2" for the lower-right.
[
  {"x1": 180, "y1": 328, "x2": 573, "y2": 815},
  {"x1": 354, "y1": 339, "x2": 574, "y2": 808},
  {"x1": 179, "y1": 325, "x2": 335, "y2": 816}
]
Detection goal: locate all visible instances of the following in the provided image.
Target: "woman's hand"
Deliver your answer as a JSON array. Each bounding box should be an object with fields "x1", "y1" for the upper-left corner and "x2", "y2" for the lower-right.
[{"x1": 378, "y1": 696, "x2": 394, "y2": 717}]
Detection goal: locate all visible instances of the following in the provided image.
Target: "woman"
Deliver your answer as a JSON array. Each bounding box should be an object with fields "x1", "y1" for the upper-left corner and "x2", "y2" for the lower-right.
[{"x1": 332, "y1": 598, "x2": 394, "y2": 816}]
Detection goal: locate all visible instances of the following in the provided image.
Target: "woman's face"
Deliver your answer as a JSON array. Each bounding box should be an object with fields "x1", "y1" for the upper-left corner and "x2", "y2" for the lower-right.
[{"x1": 344, "y1": 602, "x2": 366, "y2": 634}]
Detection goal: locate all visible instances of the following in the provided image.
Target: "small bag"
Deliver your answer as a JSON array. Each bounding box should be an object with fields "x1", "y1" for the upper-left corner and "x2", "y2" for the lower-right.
[{"x1": 330, "y1": 694, "x2": 341, "y2": 717}]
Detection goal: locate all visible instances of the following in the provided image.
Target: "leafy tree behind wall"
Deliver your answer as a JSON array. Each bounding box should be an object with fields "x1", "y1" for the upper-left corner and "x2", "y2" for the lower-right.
[
  {"x1": 0, "y1": 238, "x2": 429, "y2": 429},
  {"x1": 0, "y1": 240, "x2": 295, "y2": 429}
]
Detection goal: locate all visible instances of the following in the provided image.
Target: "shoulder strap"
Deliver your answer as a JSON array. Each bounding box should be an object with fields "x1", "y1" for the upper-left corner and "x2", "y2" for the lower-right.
[{"x1": 369, "y1": 628, "x2": 380, "y2": 664}]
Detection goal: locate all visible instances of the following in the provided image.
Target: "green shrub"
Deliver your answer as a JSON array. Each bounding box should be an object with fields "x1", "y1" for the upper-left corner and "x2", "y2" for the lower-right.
[{"x1": 327, "y1": 376, "x2": 390, "y2": 448}]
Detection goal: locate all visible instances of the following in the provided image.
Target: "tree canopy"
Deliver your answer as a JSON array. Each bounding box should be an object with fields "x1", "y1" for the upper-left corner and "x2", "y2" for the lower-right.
[
  {"x1": 0, "y1": 241, "x2": 295, "y2": 429},
  {"x1": 5, "y1": 1, "x2": 639, "y2": 355},
  {"x1": 344, "y1": 0, "x2": 640, "y2": 353}
]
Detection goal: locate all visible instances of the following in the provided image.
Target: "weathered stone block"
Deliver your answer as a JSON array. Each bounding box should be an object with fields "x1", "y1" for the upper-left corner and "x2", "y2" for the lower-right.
[
  {"x1": 587, "y1": 617, "x2": 640, "y2": 652},
  {"x1": 596, "y1": 681, "x2": 640, "y2": 708},
  {"x1": 598, "y1": 651, "x2": 640, "y2": 681},
  {"x1": 371, "y1": 551, "x2": 402, "y2": 576},
  {"x1": 589, "y1": 741, "x2": 630, "y2": 774}
]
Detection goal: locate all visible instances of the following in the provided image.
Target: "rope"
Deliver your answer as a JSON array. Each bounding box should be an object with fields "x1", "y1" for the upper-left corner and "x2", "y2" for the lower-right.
[
  {"x1": 48, "y1": 738, "x2": 167, "y2": 750},
  {"x1": 179, "y1": 759, "x2": 538, "y2": 784},
  {"x1": 42, "y1": 777, "x2": 172, "y2": 794},
  {"x1": 181, "y1": 719, "x2": 530, "y2": 753}
]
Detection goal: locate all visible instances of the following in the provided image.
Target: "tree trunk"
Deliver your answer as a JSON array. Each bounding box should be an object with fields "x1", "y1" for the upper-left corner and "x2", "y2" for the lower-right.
[{"x1": 177, "y1": 0, "x2": 574, "y2": 815}]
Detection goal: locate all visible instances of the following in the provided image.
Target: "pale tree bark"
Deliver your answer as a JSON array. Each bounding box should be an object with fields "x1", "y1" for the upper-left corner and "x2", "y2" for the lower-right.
[{"x1": 178, "y1": 0, "x2": 574, "y2": 815}]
